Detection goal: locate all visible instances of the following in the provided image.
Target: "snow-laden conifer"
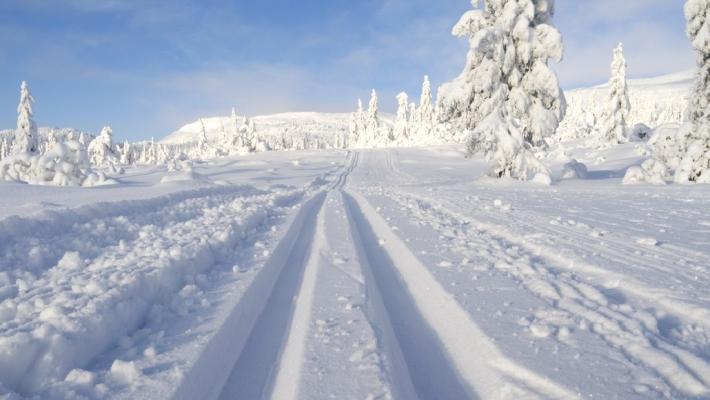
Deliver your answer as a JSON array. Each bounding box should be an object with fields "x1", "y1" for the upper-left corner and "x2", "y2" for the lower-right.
[
  {"x1": 411, "y1": 75, "x2": 437, "y2": 143},
  {"x1": 394, "y1": 92, "x2": 410, "y2": 144},
  {"x1": 439, "y1": 0, "x2": 565, "y2": 180},
  {"x1": 88, "y1": 126, "x2": 117, "y2": 167},
  {"x1": 366, "y1": 90, "x2": 380, "y2": 140},
  {"x1": 120, "y1": 140, "x2": 132, "y2": 165},
  {"x1": 12, "y1": 81, "x2": 39, "y2": 155},
  {"x1": 600, "y1": 43, "x2": 630, "y2": 145}
]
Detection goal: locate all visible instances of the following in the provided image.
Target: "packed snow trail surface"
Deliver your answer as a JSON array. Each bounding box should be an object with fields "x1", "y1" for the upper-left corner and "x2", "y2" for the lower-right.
[{"x1": 0, "y1": 147, "x2": 709, "y2": 399}]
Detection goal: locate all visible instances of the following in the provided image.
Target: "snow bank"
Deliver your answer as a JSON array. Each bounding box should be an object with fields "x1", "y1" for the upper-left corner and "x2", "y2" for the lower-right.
[{"x1": 0, "y1": 184, "x2": 309, "y2": 396}]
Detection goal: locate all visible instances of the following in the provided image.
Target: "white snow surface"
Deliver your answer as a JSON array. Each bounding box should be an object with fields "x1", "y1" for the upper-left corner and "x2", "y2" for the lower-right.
[{"x1": 0, "y1": 143, "x2": 708, "y2": 399}]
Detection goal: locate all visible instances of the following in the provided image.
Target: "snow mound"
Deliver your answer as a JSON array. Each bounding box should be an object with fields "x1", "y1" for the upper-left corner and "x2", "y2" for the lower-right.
[{"x1": 560, "y1": 159, "x2": 589, "y2": 180}]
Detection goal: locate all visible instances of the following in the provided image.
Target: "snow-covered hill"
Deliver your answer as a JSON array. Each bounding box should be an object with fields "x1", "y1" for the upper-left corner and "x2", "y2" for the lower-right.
[
  {"x1": 162, "y1": 71, "x2": 693, "y2": 148},
  {"x1": 162, "y1": 112, "x2": 391, "y2": 146}
]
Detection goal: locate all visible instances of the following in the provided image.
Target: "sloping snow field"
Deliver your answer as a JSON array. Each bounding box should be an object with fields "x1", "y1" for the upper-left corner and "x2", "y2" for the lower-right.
[{"x1": 0, "y1": 147, "x2": 708, "y2": 399}]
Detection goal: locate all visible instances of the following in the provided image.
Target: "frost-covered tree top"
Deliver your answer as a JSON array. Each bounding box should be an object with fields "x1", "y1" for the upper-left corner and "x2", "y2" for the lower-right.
[
  {"x1": 13, "y1": 81, "x2": 39, "y2": 155},
  {"x1": 367, "y1": 89, "x2": 379, "y2": 125},
  {"x1": 394, "y1": 92, "x2": 410, "y2": 143},
  {"x1": 439, "y1": 0, "x2": 565, "y2": 148},
  {"x1": 418, "y1": 76, "x2": 434, "y2": 123},
  {"x1": 601, "y1": 43, "x2": 630, "y2": 144}
]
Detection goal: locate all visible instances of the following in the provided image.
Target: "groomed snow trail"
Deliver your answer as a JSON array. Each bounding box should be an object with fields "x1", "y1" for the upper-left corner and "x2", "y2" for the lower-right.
[
  {"x1": 342, "y1": 149, "x2": 710, "y2": 399},
  {"x1": 215, "y1": 150, "x2": 577, "y2": 400}
]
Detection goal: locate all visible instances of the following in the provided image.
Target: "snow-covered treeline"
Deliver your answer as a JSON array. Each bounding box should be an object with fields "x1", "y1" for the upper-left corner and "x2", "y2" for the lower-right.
[
  {"x1": 558, "y1": 71, "x2": 691, "y2": 143},
  {"x1": 347, "y1": 76, "x2": 445, "y2": 149}
]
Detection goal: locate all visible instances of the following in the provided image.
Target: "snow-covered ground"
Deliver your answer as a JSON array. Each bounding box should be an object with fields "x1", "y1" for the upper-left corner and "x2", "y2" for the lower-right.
[{"x1": 0, "y1": 144, "x2": 708, "y2": 399}]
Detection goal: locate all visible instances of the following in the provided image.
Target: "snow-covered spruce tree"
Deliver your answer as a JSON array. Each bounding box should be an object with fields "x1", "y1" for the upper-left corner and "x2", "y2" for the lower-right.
[
  {"x1": 394, "y1": 92, "x2": 410, "y2": 144},
  {"x1": 87, "y1": 126, "x2": 117, "y2": 167},
  {"x1": 120, "y1": 140, "x2": 132, "y2": 165},
  {"x1": 439, "y1": 0, "x2": 565, "y2": 180},
  {"x1": 362, "y1": 89, "x2": 392, "y2": 148},
  {"x1": 366, "y1": 89, "x2": 380, "y2": 145},
  {"x1": 348, "y1": 99, "x2": 367, "y2": 147},
  {"x1": 148, "y1": 137, "x2": 157, "y2": 164},
  {"x1": 0, "y1": 138, "x2": 7, "y2": 161},
  {"x1": 599, "y1": 43, "x2": 630, "y2": 145},
  {"x1": 675, "y1": 0, "x2": 710, "y2": 183},
  {"x1": 45, "y1": 129, "x2": 59, "y2": 154},
  {"x1": 229, "y1": 107, "x2": 247, "y2": 154},
  {"x1": 413, "y1": 75, "x2": 436, "y2": 142},
  {"x1": 195, "y1": 119, "x2": 209, "y2": 159},
  {"x1": 12, "y1": 81, "x2": 39, "y2": 156}
]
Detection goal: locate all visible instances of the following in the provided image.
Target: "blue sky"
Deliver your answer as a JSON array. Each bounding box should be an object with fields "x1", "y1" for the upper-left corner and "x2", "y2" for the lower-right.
[{"x1": 0, "y1": 0, "x2": 696, "y2": 141}]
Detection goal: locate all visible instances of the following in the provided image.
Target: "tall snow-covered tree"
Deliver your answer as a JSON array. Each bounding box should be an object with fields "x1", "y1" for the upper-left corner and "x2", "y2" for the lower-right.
[
  {"x1": 362, "y1": 89, "x2": 391, "y2": 147},
  {"x1": 88, "y1": 126, "x2": 117, "y2": 167},
  {"x1": 438, "y1": 0, "x2": 565, "y2": 180},
  {"x1": 196, "y1": 119, "x2": 209, "y2": 158},
  {"x1": 393, "y1": 92, "x2": 410, "y2": 144},
  {"x1": 416, "y1": 76, "x2": 435, "y2": 130},
  {"x1": 600, "y1": 43, "x2": 630, "y2": 145},
  {"x1": 12, "y1": 81, "x2": 39, "y2": 155},
  {"x1": 676, "y1": 0, "x2": 710, "y2": 183},
  {"x1": 0, "y1": 138, "x2": 7, "y2": 160},
  {"x1": 120, "y1": 140, "x2": 132, "y2": 165},
  {"x1": 348, "y1": 99, "x2": 367, "y2": 147},
  {"x1": 44, "y1": 129, "x2": 59, "y2": 154},
  {"x1": 367, "y1": 89, "x2": 380, "y2": 135}
]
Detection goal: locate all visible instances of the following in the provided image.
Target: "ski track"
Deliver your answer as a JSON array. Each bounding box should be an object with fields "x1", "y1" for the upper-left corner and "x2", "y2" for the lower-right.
[
  {"x1": 343, "y1": 190, "x2": 579, "y2": 400},
  {"x1": 215, "y1": 153, "x2": 360, "y2": 400},
  {"x1": 348, "y1": 149, "x2": 710, "y2": 398},
  {"x1": 216, "y1": 148, "x2": 578, "y2": 400}
]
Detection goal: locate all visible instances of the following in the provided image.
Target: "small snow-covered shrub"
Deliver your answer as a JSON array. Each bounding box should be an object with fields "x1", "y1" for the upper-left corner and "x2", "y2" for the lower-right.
[
  {"x1": 630, "y1": 123, "x2": 652, "y2": 142},
  {"x1": 623, "y1": 159, "x2": 669, "y2": 185},
  {"x1": 561, "y1": 159, "x2": 588, "y2": 180},
  {"x1": 648, "y1": 124, "x2": 684, "y2": 171}
]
